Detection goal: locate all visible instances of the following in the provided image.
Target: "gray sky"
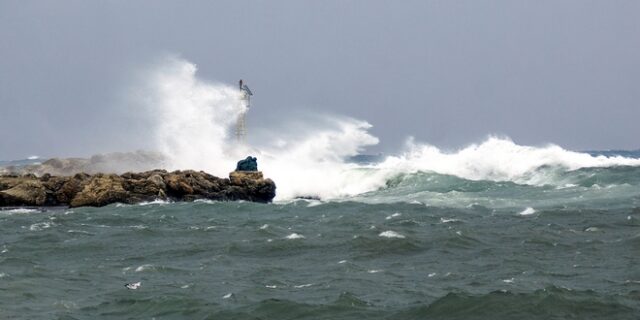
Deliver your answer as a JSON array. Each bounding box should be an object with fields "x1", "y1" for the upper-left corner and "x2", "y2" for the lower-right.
[{"x1": 1, "y1": 0, "x2": 639, "y2": 159}]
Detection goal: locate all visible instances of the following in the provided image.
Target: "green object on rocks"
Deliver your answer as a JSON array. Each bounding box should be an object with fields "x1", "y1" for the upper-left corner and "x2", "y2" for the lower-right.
[{"x1": 236, "y1": 156, "x2": 258, "y2": 171}]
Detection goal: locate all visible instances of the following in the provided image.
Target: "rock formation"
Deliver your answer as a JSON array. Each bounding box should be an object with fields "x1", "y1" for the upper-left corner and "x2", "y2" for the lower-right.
[{"x1": 0, "y1": 169, "x2": 276, "y2": 208}]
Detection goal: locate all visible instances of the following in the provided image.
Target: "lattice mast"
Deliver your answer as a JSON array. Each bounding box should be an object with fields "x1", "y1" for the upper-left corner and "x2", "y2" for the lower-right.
[{"x1": 236, "y1": 79, "x2": 253, "y2": 143}]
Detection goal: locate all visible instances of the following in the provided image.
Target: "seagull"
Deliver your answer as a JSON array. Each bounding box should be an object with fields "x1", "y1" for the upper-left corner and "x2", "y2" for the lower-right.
[{"x1": 125, "y1": 282, "x2": 141, "y2": 290}]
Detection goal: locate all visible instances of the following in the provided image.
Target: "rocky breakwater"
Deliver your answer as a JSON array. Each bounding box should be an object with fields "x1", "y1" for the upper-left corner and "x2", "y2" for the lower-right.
[{"x1": 0, "y1": 167, "x2": 276, "y2": 208}]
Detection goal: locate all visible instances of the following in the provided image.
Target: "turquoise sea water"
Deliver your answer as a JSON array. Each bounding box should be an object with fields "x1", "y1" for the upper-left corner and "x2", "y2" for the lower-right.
[{"x1": 1, "y1": 153, "x2": 640, "y2": 319}]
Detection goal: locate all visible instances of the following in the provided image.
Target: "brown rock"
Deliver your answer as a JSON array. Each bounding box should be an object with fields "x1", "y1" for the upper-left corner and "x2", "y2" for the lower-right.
[
  {"x1": 165, "y1": 172, "x2": 195, "y2": 196},
  {"x1": 147, "y1": 174, "x2": 165, "y2": 189},
  {"x1": 228, "y1": 171, "x2": 276, "y2": 203},
  {"x1": 0, "y1": 167, "x2": 276, "y2": 207},
  {"x1": 55, "y1": 174, "x2": 90, "y2": 204},
  {"x1": 70, "y1": 174, "x2": 129, "y2": 207},
  {"x1": 0, "y1": 180, "x2": 48, "y2": 206},
  {"x1": 229, "y1": 171, "x2": 264, "y2": 185}
]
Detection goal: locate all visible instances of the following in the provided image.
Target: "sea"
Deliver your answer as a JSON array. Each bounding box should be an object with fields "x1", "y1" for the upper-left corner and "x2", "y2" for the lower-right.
[
  {"x1": 2, "y1": 59, "x2": 640, "y2": 318},
  {"x1": 1, "y1": 147, "x2": 640, "y2": 319}
]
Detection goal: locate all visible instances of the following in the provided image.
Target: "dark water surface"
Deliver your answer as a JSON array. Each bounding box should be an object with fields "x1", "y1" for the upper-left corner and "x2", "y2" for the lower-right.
[
  {"x1": 2, "y1": 166, "x2": 640, "y2": 319},
  {"x1": 2, "y1": 202, "x2": 640, "y2": 319}
]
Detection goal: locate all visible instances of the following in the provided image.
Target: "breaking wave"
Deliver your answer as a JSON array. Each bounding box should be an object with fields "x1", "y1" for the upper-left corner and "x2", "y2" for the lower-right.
[{"x1": 136, "y1": 57, "x2": 640, "y2": 201}]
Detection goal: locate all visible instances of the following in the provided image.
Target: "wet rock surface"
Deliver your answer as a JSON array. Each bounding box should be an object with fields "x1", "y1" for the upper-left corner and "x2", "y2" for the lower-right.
[{"x1": 0, "y1": 170, "x2": 276, "y2": 207}]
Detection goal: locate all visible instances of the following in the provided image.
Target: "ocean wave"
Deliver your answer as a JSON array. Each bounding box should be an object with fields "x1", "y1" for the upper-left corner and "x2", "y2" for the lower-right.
[
  {"x1": 393, "y1": 287, "x2": 637, "y2": 319},
  {"x1": 69, "y1": 57, "x2": 629, "y2": 202},
  {"x1": 5, "y1": 58, "x2": 635, "y2": 203},
  {"x1": 1, "y1": 208, "x2": 40, "y2": 215},
  {"x1": 274, "y1": 138, "x2": 639, "y2": 200},
  {"x1": 72, "y1": 287, "x2": 636, "y2": 319},
  {"x1": 346, "y1": 165, "x2": 640, "y2": 207},
  {"x1": 378, "y1": 230, "x2": 405, "y2": 239}
]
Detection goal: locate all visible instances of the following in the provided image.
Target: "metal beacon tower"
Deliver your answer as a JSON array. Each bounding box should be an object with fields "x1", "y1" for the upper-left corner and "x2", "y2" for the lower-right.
[{"x1": 236, "y1": 79, "x2": 253, "y2": 144}]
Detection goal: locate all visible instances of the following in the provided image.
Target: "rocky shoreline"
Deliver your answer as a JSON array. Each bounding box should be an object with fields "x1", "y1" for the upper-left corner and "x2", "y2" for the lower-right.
[{"x1": 0, "y1": 169, "x2": 276, "y2": 208}]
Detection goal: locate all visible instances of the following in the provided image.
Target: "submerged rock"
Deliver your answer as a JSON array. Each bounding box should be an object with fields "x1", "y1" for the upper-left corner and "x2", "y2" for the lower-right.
[{"x1": 0, "y1": 169, "x2": 276, "y2": 208}]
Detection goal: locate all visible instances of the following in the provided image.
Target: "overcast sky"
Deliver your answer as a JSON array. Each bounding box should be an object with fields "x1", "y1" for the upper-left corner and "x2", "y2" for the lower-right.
[{"x1": 1, "y1": 1, "x2": 639, "y2": 159}]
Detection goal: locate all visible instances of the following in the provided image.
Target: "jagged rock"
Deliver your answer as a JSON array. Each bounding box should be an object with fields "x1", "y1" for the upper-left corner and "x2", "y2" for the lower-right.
[
  {"x1": 0, "y1": 179, "x2": 48, "y2": 206},
  {"x1": 229, "y1": 171, "x2": 276, "y2": 202},
  {"x1": 55, "y1": 174, "x2": 90, "y2": 204},
  {"x1": 147, "y1": 174, "x2": 166, "y2": 189},
  {"x1": 165, "y1": 171, "x2": 195, "y2": 196},
  {"x1": 0, "y1": 168, "x2": 276, "y2": 207},
  {"x1": 229, "y1": 171, "x2": 263, "y2": 184},
  {"x1": 70, "y1": 174, "x2": 129, "y2": 207},
  {"x1": 236, "y1": 156, "x2": 258, "y2": 171},
  {"x1": 0, "y1": 175, "x2": 24, "y2": 191}
]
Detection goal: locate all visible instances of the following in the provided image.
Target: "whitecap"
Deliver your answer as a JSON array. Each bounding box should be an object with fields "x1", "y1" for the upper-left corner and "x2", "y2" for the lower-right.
[
  {"x1": 259, "y1": 224, "x2": 269, "y2": 230},
  {"x1": 265, "y1": 285, "x2": 278, "y2": 289},
  {"x1": 518, "y1": 207, "x2": 536, "y2": 216},
  {"x1": 379, "y1": 231, "x2": 405, "y2": 239},
  {"x1": 135, "y1": 264, "x2": 154, "y2": 272},
  {"x1": 584, "y1": 227, "x2": 600, "y2": 232},
  {"x1": 4, "y1": 208, "x2": 38, "y2": 215},
  {"x1": 294, "y1": 283, "x2": 313, "y2": 288},
  {"x1": 53, "y1": 300, "x2": 78, "y2": 309},
  {"x1": 223, "y1": 293, "x2": 233, "y2": 298},
  {"x1": 428, "y1": 273, "x2": 437, "y2": 277},
  {"x1": 306, "y1": 200, "x2": 323, "y2": 207},
  {"x1": 67, "y1": 229, "x2": 92, "y2": 235},
  {"x1": 285, "y1": 233, "x2": 305, "y2": 239},
  {"x1": 502, "y1": 278, "x2": 515, "y2": 283},
  {"x1": 367, "y1": 269, "x2": 383, "y2": 273},
  {"x1": 29, "y1": 222, "x2": 53, "y2": 231},
  {"x1": 440, "y1": 218, "x2": 460, "y2": 223},
  {"x1": 385, "y1": 212, "x2": 401, "y2": 220},
  {"x1": 138, "y1": 199, "x2": 170, "y2": 206},
  {"x1": 127, "y1": 63, "x2": 640, "y2": 204},
  {"x1": 338, "y1": 260, "x2": 347, "y2": 264},
  {"x1": 194, "y1": 199, "x2": 216, "y2": 204}
]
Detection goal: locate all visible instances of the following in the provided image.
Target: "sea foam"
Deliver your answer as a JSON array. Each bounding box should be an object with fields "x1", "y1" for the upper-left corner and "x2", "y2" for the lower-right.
[
  {"x1": 132, "y1": 57, "x2": 640, "y2": 201},
  {"x1": 518, "y1": 207, "x2": 536, "y2": 216},
  {"x1": 379, "y1": 231, "x2": 405, "y2": 239}
]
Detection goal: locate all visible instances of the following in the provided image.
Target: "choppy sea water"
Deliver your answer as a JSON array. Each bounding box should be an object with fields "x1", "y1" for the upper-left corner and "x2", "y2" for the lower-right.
[{"x1": 2, "y1": 160, "x2": 640, "y2": 319}]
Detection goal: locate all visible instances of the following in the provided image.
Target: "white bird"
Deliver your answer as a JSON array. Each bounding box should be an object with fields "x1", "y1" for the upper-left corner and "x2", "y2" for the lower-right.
[{"x1": 125, "y1": 282, "x2": 141, "y2": 290}]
